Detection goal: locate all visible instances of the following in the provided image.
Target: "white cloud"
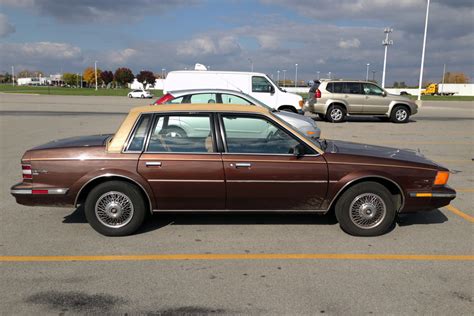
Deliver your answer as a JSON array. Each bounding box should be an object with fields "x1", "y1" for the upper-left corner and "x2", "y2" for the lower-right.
[
  {"x1": 108, "y1": 48, "x2": 138, "y2": 65},
  {"x1": 177, "y1": 36, "x2": 240, "y2": 57},
  {"x1": 338, "y1": 38, "x2": 361, "y2": 49},
  {"x1": 0, "y1": 13, "x2": 15, "y2": 37}
]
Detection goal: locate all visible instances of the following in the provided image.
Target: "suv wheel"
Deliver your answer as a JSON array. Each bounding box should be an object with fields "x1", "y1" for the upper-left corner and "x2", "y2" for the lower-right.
[
  {"x1": 390, "y1": 105, "x2": 410, "y2": 123},
  {"x1": 326, "y1": 104, "x2": 346, "y2": 123}
]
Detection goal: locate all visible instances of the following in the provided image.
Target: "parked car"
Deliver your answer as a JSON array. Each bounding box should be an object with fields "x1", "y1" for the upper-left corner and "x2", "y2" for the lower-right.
[
  {"x1": 11, "y1": 104, "x2": 455, "y2": 237},
  {"x1": 128, "y1": 90, "x2": 153, "y2": 99},
  {"x1": 164, "y1": 70, "x2": 303, "y2": 112},
  {"x1": 304, "y1": 80, "x2": 418, "y2": 123},
  {"x1": 154, "y1": 89, "x2": 320, "y2": 138}
]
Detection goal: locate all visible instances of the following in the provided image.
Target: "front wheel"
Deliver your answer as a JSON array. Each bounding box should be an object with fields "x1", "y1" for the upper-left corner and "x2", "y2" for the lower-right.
[
  {"x1": 141, "y1": 95, "x2": 145, "y2": 99},
  {"x1": 335, "y1": 182, "x2": 396, "y2": 236},
  {"x1": 84, "y1": 181, "x2": 147, "y2": 236},
  {"x1": 128, "y1": 94, "x2": 132, "y2": 98},
  {"x1": 390, "y1": 106, "x2": 410, "y2": 123}
]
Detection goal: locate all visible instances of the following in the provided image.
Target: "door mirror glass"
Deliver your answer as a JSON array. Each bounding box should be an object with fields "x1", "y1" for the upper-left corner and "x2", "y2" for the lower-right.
[{"x1": 292, "y1": 143, "x2": 306, "y2": 157}]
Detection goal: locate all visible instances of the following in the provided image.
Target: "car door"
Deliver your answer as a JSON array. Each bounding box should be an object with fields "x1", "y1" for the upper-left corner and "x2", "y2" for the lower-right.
[
  {"x1": 136, "y1": 113, "x2": 225, "y2": 210},
  {"x1": 249, "y1": 76, "x2": 277, "y2": 108},
  {"x1": 340, "y1": 83, "x2": 365, "y2": 113},
  {"x1": 219, "y1": 114, "x2": 328, "y2": 210},
  {"x1": 362, "y1": 83, "x2": 389, "y2": 114}
]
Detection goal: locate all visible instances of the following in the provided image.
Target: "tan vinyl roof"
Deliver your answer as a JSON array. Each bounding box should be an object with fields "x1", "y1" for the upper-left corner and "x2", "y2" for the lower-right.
[{"x1": 129, "y1": 103, "x2": 270, "y2": 114}]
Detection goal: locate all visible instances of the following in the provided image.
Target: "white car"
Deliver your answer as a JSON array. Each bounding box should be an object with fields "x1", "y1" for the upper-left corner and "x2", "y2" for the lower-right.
[{"x1": 128, "y1": 90, "x2": 153, "y2": 99}]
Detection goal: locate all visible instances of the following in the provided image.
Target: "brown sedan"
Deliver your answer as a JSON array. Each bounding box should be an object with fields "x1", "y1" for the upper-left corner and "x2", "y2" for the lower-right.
[{"x1": 11, "y1": 104, "x2": 456, "y2": 236}]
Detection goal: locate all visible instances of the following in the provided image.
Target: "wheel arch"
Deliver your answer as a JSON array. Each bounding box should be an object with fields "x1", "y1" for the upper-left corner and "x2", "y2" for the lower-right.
[
  {"x1": 326, "y1": 100, "x2": 348, "y2": 112},
  {"x1": 74, "y1": 173, "x2": 154, "y2": 214},
  {"x1": 327, "y1": 176, "x2": 405, "y2": 214},
  {"x1": 277, "y1": 105, "x2": 298, "y2": 113},
  {"x1": 387, "y1": 101, "x2": 412, "y2": 116}
]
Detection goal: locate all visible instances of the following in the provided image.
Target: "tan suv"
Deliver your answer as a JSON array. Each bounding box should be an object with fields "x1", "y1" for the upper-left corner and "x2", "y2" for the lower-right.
[{"x1": 303, "y1": 80, "x2": 418, "y2": 123}]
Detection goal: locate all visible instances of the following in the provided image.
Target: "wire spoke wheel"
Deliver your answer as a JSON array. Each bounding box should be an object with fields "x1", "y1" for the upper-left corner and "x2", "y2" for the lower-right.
[
  {"x1": 95, "y1": 191, "x2": 134, "y2": 229},
  {"x1": 349, "y1": 193, "x2": 386, "y2": 229}
]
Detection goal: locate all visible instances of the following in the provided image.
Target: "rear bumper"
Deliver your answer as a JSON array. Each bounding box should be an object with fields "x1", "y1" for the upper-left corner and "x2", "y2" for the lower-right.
[
  {"x1": 402, "y1": 186, "x2": 456, "y2": 213},
  {"x1": 10, "y1": 182, "x2": 72, "y2": 207}
]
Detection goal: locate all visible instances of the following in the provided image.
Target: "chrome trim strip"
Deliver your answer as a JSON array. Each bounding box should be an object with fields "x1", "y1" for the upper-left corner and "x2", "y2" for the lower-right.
[
  {"x1": 152, "y1": 209, "x2": 327, "y2": 213},
  {"x1": 74, "y1": 174, "x2": 154, "y2": 214},
  {"x1": 146, "y1": 161, "x2": 162, "y2": 167},
  {"x1": 227, "y1": 180, "x2": 327, "y2": 183},
  {"x1": 148, "y1": 179, "x2": 224, "y2": 183},
  {"x1": 328, "y1": 161, "x2": 437, "y2": 171},
  {"x1": 326, "y1": 176, "x2": 406, "y2": 213},
  {"x1": 11, "y1": 188, "x2": 68, "y2": 195},
  {"x1": 409, "y1": 192, "x2": 456, "y2": 198},
  {"x1": 11, "y1": 189, "x2": 32, "y2": 194},
  {"x1": 235, "y1": 162, "x2": 251, "y2": 168}
]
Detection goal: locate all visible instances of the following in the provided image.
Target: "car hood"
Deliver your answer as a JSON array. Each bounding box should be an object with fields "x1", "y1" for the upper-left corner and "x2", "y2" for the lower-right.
[
  {"x1": 273, "y1": 111, "x2": 321, "y2": 138},
  {"x1": 31, "y1": 134, "x2": 113, "y2": 150},
  {"x1": 325, "y1": 139, "x2": 440, "y2": 167}
]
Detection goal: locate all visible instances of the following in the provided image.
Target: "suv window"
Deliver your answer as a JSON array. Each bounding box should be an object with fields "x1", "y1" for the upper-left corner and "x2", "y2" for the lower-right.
[
  {"x1": 126, "y1": 114, "x2": 152, "y2": 152},
  {"x1": 252, "y1": 76, "x2": 273, "y2": 93},
  {"x1": 342, "y1": 83, "x2": 362, "y2": 94},
  {"x1": 188, "y1": 93, "x2": 217, "y2": 103},
  {"x1": 221, "y1": 115, "x2": 311, "y2": 154},
  {"x1": 147, "y1": 115, "x2": 214, "y2": 153},
  {"x1": 363, "y1": 83, "x2": 384, "y2": 96},
  {"x1": 220, "y1": 94, "x2": 253, "y2": 105}
]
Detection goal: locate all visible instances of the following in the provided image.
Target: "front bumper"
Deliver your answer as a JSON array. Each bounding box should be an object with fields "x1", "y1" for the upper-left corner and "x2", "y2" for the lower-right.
[
  {"x1": 402, "y1": 186, "x2": 456, "y2": 213},
  {"x1": 10, "y1": 182, "x2": 71, "y2": 206}
]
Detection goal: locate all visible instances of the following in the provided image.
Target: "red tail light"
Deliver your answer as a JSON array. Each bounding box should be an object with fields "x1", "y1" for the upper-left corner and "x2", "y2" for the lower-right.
[
  {"x1": 153, "y1": 93, "x2": 174, "y2": 105},
  {"x1": 315, "y1": 89, "x2": 321, "y2": 98},
  {"x1": 22, "y1": 164, "x2": 32, "y2": 180}
]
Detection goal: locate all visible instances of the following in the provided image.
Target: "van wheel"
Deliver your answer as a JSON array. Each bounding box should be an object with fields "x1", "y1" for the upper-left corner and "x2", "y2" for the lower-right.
[
  {"x1": 84, "y1": 181, "x2": 147, "y2": 236},
  {"x1": 161, "y1": 126, "x2": 187, "y2": 138},
  {"x1": 326, "y1": 104, "x2": 346, "y2": 123},
  {"x1": 335, "y1": 182, "x2": 396, "y2": 236},
  {"x1": 279, "y1": 106, "x2": 298, "y2": 113},
  {"x1": 390, "y1": 105, "x2": 410, "y2": 123}
]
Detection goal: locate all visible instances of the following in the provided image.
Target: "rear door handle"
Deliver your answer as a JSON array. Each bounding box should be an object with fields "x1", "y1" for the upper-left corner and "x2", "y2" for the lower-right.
[
  {"x1": 234, "y1": 162, "x2": 251, "y2": 168},
  {"x1": 146, "y1": 161, "x2": 162, "y2": 167}
]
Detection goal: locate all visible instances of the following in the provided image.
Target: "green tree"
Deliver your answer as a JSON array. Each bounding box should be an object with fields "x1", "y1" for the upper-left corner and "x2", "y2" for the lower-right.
[
  {"x1": 114, "y1": 67, "x2": 134, "y2": 87},
  {"x1": 393, "y1": 81, "x2": 399, "y2": 88},
  {"x1": 63, "y1": 73, "x2": 79, "y2": 86}
]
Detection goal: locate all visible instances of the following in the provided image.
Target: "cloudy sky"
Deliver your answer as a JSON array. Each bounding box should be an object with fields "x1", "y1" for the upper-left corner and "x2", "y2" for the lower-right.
[{"x1": 1, "y1": 0, "x2": 472, "y2": 85}]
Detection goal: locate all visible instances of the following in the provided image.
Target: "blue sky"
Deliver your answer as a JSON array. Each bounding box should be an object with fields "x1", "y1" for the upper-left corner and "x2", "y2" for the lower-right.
[{"x1": 1, "y1": 0, "x2": 473, "y2": 85}]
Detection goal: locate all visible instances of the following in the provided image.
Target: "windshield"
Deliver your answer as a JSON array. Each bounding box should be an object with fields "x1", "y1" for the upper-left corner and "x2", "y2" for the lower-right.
[{"x1": 266, "y1": 75, "x2": 285, "y2": 92}]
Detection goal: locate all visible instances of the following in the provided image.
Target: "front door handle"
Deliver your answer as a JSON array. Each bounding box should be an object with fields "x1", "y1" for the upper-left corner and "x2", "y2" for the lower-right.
[
  {"x1": 146, "y1": 161, "x2": 162, "y2": 167},
  {"x1": 234, "y1": 162, "x2": 252, "y2": 168}
]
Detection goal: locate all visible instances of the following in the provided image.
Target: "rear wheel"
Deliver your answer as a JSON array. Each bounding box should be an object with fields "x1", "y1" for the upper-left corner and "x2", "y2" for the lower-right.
[
  {"x1": 326, "y1": 104, "x2": 346, "y2": 123},
  {"x1": 390, "y1": 105, "x2": 410, "y2": 123},
  {"x1": 141, "y1": 94, "x2": 145, "y2": 99},
  {"x1": 128, "y1": 94, "x2": 132, "y2": 98},
  {"x1": 335, "y1": 182, "x2": 396, "y2": 236},
  {"x1": 84, "y1": 181, "x2": 147, "y2": 236}
]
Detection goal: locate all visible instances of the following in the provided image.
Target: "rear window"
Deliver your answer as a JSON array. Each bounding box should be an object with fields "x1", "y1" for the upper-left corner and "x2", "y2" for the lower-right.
[
  {"x1": 309, "y1": 81, "x2": 320, "y2": 93},
  {"x1": 326, "y1": 82, "x2": 343, "y2": 93}
]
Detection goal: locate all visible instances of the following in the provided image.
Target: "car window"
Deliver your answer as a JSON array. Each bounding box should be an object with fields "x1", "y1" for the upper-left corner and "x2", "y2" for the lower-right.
[
  {"x1": 343, "y1": 83, "x2": 362, "y2": 94},
  {"x1": 220, "y1": 94, "x2": 253, "y2": 105},
  {"x1": 165, "y1": 96, "x2": 184, "y2": 104},
  {"x1": 222, "y1": 115, "x2": 309, "y2": 154},
  {"x1": 331, "y1": 82, "x2": 344, "y2": 93},
  {"x1": 126, "y1": 114, "x2": 152, "y2": 152},
  {"x1": 188, "y1": 93, "x2": 217, "y2": 103},
  {"x1": 363, "y1": 83, "x2": 384, "y2": 95},
  {"x1": 147, "y1": 115, "x2": 214, "y2": 153},
  {"x1": 252, "y1": 76, "x2": 273, "y2": 93}
]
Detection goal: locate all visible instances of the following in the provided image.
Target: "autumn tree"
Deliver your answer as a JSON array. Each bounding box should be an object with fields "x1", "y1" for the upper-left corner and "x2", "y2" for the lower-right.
[
  {"x1": 114, "y1": 67, "x2": 134, "y2": 87},
  {"x1": 63, "y1": 73, "x2": 79, "y2": 86},
  {"x1": 83, "y1": 67, "x2": 102, "y2": 87},
  {"x1": 136, "y1": 70, "x2": 155, "y2": 86},
  {"x1": 100, "y1": 70, "x2": 114, "y2": 86},
  {"x1": 443, "y1": 72, "x2": 470, "y2": 84}
]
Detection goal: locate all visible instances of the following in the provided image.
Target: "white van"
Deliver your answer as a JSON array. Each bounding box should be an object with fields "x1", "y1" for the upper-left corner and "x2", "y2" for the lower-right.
[{"x1": 164, "y1": 70, "x2": 303, "y2": 112}]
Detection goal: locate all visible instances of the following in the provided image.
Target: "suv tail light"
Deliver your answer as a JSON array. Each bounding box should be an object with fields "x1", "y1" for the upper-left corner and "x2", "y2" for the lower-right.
[
  {"x1": 315, "y1": 89, "x2": 321, "y2": 98},
  {"x1": 153, "y1": 93, "x2": 174, "y2": 105},
  {"x1": 22, "y1": 164, "x2": 32, "y2": 180}
]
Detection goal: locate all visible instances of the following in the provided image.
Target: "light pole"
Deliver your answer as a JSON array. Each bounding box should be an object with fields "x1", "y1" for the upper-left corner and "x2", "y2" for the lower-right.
[
  {"x1": 282, "y1": 70, "x2": 286, "y2": 87},
  {"x1": 372, "y1": 70, "x2": 376, "y2": 82},
  {"x1": 248, "y1": 58, "x2": 253, "y2": 72},
  {"x1": 294, "y1": 63, "x2": 298, "y2": 87},
  {"x1": 328, "y1": 72, "x2": 331, "y2": 79},
  {"x1": 366, "y1": 63, "x2": 370, "y2": 81},
  {"x1": 94, "y1": 60, "x2": 98, "y2": 91},
  {"x1": 441, "y1": 63, "x2": 446, "y2": 95},
  {"x1": 317, "y1": 71, "x2": 320, "y2": 80},
  {"x1": 76, "y1": 73, "x2": 78, "y2": 88},
  {"x1": 382, "y1": 27, "x2": 393, "y2": 88},
  {"x1": 11, "y1": 66, "x2": 14, "y2": 86},
  {"x1": 277, "y1": 70, "x2": 280, "y2": 86},
  {"x1": 418, "y1": 0, "x2": 430, "y2": 101}
]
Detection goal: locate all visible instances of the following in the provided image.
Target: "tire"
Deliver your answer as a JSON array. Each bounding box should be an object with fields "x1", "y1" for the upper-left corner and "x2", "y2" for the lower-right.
[
  {"x1": 317, "y1": 113, "x2": 326, "y2": 121},
  {"x1": 141, "y1": 95, "x2": 145, "y2": 99},
  {"x1": 390, "y1": 105, "x2": 410, "y2": 123},
  {"x1": 84, "y1": 181, "x2": 147, "y2": 236},
  {"x1": 161, "y1": 126, "x2": 187, "y2": 138},
  {"x1": 334, "y1": 182, "x2": 396, "y2": 236},
  {"x1": 128, "y1": 94, "x2": 132, "y2": 98},
  {"x1": 325, "y1": 104, "x2": 346, "y2": 123}
]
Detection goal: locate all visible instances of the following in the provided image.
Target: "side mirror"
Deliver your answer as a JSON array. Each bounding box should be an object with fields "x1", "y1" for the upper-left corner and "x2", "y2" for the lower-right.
[
  {"x1": 382, "y1": 91, "x2": 387, "y2": 97},
  {"x1": 293, "y1": 143, "x2": 306, "y2": 158},
  {"x1": 269, "y1": 85, "x2": 275, "y2": 94}
]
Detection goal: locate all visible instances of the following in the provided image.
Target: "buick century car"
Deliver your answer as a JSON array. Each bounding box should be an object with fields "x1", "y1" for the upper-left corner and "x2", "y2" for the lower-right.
[{"x1": 11, "y1": 104, "x2": 456, "y2": 236}]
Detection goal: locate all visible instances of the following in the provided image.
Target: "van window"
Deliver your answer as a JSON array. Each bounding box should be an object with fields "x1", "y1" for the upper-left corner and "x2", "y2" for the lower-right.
[{"x1": 252, "y1": 76, "x2": 273, "y2": 93}]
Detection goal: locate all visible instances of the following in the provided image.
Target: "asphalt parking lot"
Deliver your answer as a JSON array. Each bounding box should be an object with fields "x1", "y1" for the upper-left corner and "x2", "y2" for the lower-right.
[{"x1": 0, "y1": 94, "x2": 473, "y2": 314}]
